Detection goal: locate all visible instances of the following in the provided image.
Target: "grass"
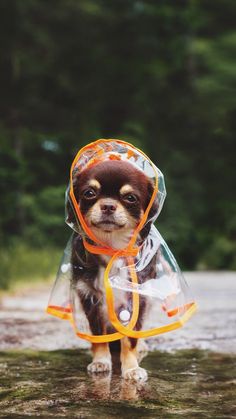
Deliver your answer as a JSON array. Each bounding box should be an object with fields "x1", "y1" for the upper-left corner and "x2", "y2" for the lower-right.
[{"x1": 0, "y1": 244, "x2": 61, "y2": 290}]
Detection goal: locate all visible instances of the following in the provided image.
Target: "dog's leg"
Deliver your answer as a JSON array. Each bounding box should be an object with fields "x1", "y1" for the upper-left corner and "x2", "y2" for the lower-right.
[
  {"x1": 120, "y1": 337, "x2": 147, "y2": 382},
  {"x1": 87, "y1": 342, "x2": 112, "y2": 373},
  {"x1": 136, "y1": 339, "x2": 148, "y2": 363}
]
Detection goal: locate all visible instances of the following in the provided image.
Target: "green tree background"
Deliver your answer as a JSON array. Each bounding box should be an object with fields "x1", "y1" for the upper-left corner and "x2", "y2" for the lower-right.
[{"x1": 0, "y1": 0, "x2": 236, "y2": 288}]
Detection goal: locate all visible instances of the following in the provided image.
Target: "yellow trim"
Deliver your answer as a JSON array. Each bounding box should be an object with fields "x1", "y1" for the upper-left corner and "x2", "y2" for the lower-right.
[
  {"x1": 47, "y1": 302, "x2": 197, "y2": 341},
  {"x1": 179, "y1": 301, "x2": 197, "y2": 325},
  {"x1": 47, "y1": 306, "x2": 123, "y2": 342},
  {"x1": 46, "y1": 306, "x2": 72, "y2": 321},
  {"x1": 47, "y1": 253, "x2": 141, "y2": 343},
  {"x1": 103, "y1": 252, "x2": 197, "y2": 339}
]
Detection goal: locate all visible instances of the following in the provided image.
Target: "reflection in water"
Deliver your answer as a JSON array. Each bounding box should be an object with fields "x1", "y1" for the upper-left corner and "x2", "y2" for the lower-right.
[
  {"x1": 89, "y1": 371, "x2": 149, "y2": 401},
  {"x1": 119, "y1": 378, "x2": 148, "y2": 400},
  {"x1": 90, "y1": 372, "x2": 112, "y2": 399},
  {"x1": 86, "y1": 341, "x2": 150, "y2": 400}
]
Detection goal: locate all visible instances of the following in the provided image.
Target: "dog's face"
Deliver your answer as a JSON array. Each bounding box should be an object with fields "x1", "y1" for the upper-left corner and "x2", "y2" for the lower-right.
[{"x1": 73, "y1": 160, "x2": 154, "y2": 247}]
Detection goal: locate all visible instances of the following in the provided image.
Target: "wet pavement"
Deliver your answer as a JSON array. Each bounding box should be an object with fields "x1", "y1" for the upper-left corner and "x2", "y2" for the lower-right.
[{"x1": 0, "y1": 272, "x2": 235, "y2": 353}]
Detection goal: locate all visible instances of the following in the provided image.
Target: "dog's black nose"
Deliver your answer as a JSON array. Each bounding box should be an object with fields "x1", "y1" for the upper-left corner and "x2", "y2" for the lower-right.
[{"x1": 100, "y1": 203, "x2": 117, "y2": 214}]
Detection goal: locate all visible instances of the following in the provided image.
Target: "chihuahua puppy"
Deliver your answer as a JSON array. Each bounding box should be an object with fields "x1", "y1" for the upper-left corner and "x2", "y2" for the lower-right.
[{"x1": 70, "y1": 159, "x2": 156, "y2": 381}]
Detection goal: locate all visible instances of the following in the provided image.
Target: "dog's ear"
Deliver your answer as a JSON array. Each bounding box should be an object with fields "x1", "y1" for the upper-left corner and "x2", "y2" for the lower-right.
[{"x1": 139, "y1": 180, "x2": 159, "y2": 241}]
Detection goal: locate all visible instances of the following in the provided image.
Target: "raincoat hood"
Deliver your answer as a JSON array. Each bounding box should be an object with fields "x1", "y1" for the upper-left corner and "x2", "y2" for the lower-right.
[
  {"x1": 65, "y1": 139, "x2": 166, "y2": 255},
  {"x1": 47, "y1": 139, "x2": 196, "y2": 343}
]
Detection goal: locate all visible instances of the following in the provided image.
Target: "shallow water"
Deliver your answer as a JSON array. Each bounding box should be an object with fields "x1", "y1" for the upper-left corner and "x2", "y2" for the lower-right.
[{"x1": 0, "y1": 349, "x2": 235, "y2": 418}]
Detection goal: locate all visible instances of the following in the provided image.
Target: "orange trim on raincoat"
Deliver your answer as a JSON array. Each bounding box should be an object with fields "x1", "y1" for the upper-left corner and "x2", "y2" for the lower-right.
[
  {"x1": 47, "y1": 139, "x2": 197, "y2": 342},
  {"x1": 69, "y1": 139, "x2": 159, "y2": 254}
]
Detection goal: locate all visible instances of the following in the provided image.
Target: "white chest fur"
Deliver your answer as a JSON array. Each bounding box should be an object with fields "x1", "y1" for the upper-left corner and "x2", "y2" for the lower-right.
[{"x1": 75, "y1": 257, "x2": 130, "y2": 324}]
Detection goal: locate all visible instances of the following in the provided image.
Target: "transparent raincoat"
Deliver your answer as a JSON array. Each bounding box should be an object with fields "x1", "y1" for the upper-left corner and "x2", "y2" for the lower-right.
[{"x1": 47, "y1": 139, "x2": 197, "y2": 342}]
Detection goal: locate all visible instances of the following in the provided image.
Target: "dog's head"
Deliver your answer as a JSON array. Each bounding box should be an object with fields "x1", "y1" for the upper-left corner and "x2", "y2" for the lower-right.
[{"x1": 71, "y1": 160, "x2": 157, "y2": 248}]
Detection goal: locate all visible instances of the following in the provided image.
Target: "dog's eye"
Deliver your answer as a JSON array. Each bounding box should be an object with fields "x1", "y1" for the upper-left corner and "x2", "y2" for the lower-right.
[
  {"x1": 123, "y1": 193, "x2": 137, "y2": 204},
  {"x1": 83, "y1": 188, "x2": 97, "y2": 199}
]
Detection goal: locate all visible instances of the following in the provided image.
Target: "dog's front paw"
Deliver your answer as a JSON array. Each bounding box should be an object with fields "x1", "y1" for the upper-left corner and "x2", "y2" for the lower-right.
[
  {"x1": 122, "y1": 366, "x2": 148, "y2": 382},
  {"x1": 87, "y1": 359, "x2": 111, "y2": 374}
]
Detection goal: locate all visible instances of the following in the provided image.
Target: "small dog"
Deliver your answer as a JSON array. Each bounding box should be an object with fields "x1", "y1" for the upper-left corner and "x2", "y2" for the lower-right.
[{"x1": 69, "y1": 159, "x2": 157, "y2": 381}]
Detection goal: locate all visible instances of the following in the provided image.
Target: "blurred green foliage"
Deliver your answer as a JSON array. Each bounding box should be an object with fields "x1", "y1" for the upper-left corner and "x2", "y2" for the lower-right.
[
  {"x1": 0, "y1": 244, "x2": 61, "y2": 289},
  {"x1": 0, "y1": 0, "x2": 236, "y2": 288}
]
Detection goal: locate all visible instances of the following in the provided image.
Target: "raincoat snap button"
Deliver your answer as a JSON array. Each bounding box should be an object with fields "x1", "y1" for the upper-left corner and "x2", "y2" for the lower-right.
[{"x1": 119, "y1": 309, "x2": 131, "y2": 322}]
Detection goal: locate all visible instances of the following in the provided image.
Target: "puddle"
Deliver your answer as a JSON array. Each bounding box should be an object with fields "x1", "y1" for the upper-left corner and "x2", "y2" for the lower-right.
[{"x1": 0, "y1": 349, "x2": 235, "y2": 417}]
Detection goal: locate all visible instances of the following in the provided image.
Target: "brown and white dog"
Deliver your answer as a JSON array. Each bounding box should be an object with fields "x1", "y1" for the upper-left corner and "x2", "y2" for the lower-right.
[{"x1": 70, "y1": 159, "x2": 157, "y2": 381}]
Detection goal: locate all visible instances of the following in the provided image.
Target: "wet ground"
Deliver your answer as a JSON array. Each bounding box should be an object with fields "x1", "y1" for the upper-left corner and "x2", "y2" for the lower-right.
[
  {"x1": 0, "y1": 272, "x2": 236, "y2": 417},
  {"x1": 0, "y1": 349, "x2": 235, "y2": 417}
]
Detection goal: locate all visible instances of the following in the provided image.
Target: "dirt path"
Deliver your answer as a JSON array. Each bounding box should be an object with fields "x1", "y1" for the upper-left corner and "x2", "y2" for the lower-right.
[{"x1": 0, "y1": 272, "x2": 235, "y2": 353}]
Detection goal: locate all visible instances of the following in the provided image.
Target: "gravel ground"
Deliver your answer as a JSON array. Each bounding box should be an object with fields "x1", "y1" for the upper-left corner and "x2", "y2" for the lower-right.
[{"x1": 0, "y1": 272, "x2": 235, "y2": 353}]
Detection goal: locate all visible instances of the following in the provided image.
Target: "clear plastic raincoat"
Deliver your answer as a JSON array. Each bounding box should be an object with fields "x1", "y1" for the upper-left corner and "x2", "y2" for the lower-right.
[{"x1": 47, "y1": 139, "x2": 197, "y2": 342}]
